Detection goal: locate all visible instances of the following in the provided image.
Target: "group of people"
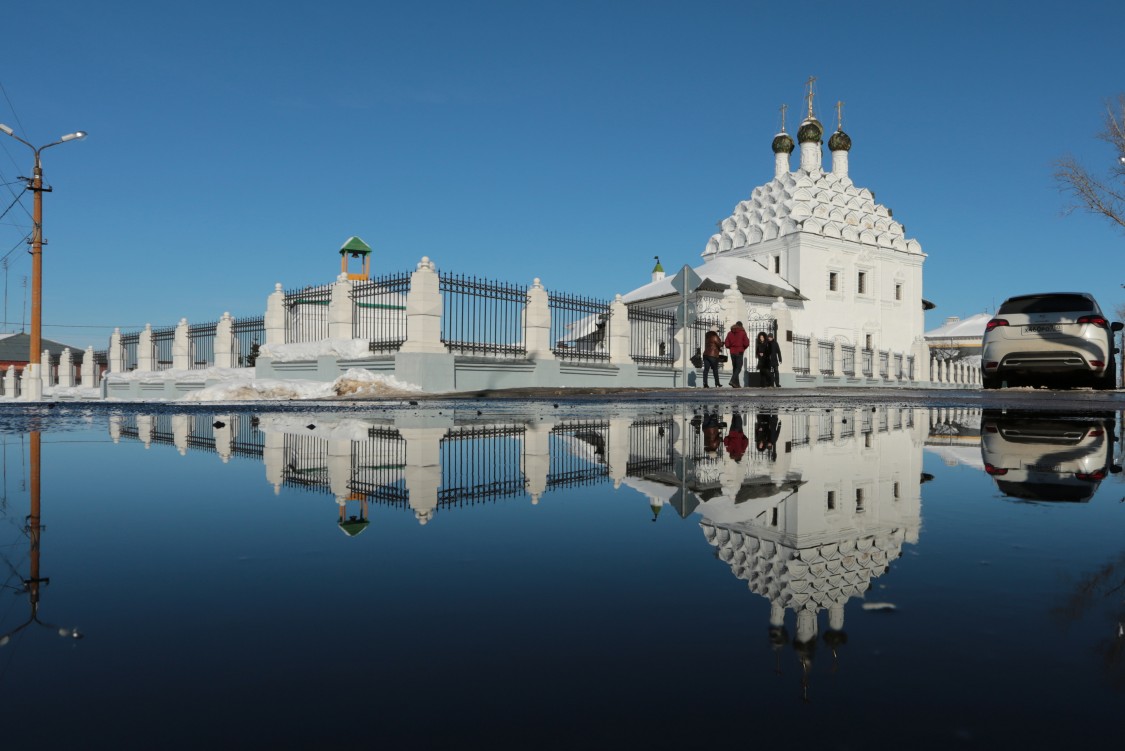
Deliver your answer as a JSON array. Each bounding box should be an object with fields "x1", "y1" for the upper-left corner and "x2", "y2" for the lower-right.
[
  {"x1": 699, "y1": 322, "x2": 782, "y2": 388},
  {"x1": 697, "y1": 410, "x2": 781, "y2": 463}
]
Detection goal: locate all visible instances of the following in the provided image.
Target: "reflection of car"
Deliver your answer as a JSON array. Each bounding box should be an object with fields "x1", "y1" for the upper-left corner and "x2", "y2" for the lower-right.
[
  {"x1": 981, "y1": 292, "x2": 1122, "y2": 389},
  {"x1": 980, "y1": 410, "x2": 1120, "y2": 502}
]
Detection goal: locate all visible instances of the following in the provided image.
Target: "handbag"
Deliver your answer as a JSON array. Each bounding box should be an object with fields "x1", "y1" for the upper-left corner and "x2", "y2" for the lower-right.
[
  {"x1": 690, "y1": 351, "x2": 703, "y2": 369},
  {"x1": 718, "y1": 355, "x2": 728, "y2": 364}
]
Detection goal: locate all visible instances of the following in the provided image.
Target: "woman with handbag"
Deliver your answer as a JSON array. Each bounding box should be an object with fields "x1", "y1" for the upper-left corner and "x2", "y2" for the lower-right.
[
  {"x1": 702, "y1": 329, "x2": 723, "y2": 388},
  {"x1": 755, "y1": 332, "x2": 771, "y2": 387}
]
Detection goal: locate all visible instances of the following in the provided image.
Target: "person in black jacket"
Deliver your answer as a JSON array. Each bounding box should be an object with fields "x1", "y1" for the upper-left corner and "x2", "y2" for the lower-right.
[{"x1": 767, "y1": 333, "x2": 783, "y2": 387}]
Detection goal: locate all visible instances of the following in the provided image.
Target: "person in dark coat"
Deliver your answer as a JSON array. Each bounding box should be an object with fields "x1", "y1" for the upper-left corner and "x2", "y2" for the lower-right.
[
  {"x1": 755, "y1": 332, "x2": 770, "y2": 387},
  {"x1": 724, "y1": 412, "x2": 748, "y2": 462},
  {"x1": 767, "y1": 332, "x2": 783, "y2": 387},
  {"x1": 701, "y1": 330, "x2": 722, "y2": 388},
  {"x1": 724, "y1": 322, "x2": 750, "y2": 388}
]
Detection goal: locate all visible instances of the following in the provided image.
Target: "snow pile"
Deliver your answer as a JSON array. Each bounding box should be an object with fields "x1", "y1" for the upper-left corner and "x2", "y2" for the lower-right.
[
  {"x1": 258, "y1": 339, "x2": 373, "y2": 362},
  {"x1": 181, "y1": 368, "x2": 421, "y2": 402},
  {"x1": 105, "y1": 366, "x2": 253, "y2": 383}
]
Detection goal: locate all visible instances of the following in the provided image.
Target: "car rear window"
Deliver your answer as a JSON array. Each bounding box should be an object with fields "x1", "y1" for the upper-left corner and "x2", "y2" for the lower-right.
[{"x1": 997, "y1": 294, "x2": 1095, "y2": 315}]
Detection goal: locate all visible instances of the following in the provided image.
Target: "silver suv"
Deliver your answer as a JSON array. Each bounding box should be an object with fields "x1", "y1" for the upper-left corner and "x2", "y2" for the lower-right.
[{"x1": 981, "y1": 292, "x2": 1122, "y2": 390}]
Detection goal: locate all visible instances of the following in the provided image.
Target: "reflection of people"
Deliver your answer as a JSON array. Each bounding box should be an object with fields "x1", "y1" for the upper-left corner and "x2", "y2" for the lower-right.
[
  {"x1": 724, "y1": 322, "x2": 750, "y2": 388},
  {"x1": 703, "y1": 410, "x2": 724, "y2": 455},
  {"x1": 724, "y1": 413, "x2": 748, "y2": 461},
  {"x1": 702, "y1": 330, "x2": 723, "y2": 388},
  {"x1": 767, "y1": 333, "x2": 783, "y2": 387},
  {"x1": 755, "y1": 332, "x2": 770, "y2": 387},
  {"x1": 755, "y1": 413, "x2": 782, "y2": 459}
]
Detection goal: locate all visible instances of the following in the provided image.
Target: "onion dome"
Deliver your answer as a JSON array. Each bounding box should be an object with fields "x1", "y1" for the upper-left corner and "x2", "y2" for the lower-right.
[
  {"x1": 828, "y1": 129, "x2": 852, "y2": 152},
  {"x1": 771, "y1": 132, "x2": 795, "y2": 154},
  {"x1": 797, "y1": 118, "x2": 823, "y2": 144}
]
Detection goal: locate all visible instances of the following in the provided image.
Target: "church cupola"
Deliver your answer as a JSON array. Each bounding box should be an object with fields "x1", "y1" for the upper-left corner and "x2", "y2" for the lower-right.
[
  {"x1": 797, "y1": 76, "x2": 823, "y2": 173},
  {"x1": 651, "y1": 255, "x2": 665, "y2": 283},
  {"x1": 339, "y1": 236, "x2": 373, "y2": 281},
  {"x1": 772, "y1": 103, "x2": 794, "y2": 178},
  {"x1": 828, "y1": 100, "x2": 852, "y2": 178}
]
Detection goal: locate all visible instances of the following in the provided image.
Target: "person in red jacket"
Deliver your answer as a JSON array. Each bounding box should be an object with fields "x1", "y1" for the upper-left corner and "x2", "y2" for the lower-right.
[{"x1": 723, "y1": 321, "x2": 751, "y2": 388}]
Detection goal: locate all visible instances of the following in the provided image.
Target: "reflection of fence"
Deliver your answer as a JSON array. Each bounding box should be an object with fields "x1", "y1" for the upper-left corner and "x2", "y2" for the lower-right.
[
  {"x1": 626, "y1": 419, "x2": 675, "y2": 474},
  {"x1": 818, "y1": 411, "x2": 834, "y2": 441},
  {"x1": 841, "y1": 345, "x2": 856, "y2": 376},
  {"x1": 552, "y1": 293, "x2": 611, "y2": 362},
  {"x1": 548, "y1": 421, "x2": 609, "y2": 487},
  {"x1": 628, "y1": 308, "x2": 676, "y2": 366},
  {"x1": 232, "y1": 416, "x2": 264, "y2": 457},
  {"x1": 352, "y1": 273, "x2": 410, "y2": 353},
  {"x1": 283, "y1": 433, "x2": 331, "y2": 491},
  {"x1": 349, "y1": 428, "x2": 408, "y2": 505},
  {"x1": 440, "y1": 274, "x2": 528, "y2": 358},
  {"x1": 285, "y1": 284, "x2": 332, "y2": 343},
  {"x1": 189, "y1": 322, "x2": 216, "y2": 369},
  {"x1": 232, "y1": 316, "x2": 265, "y2": 368},
  {"x1": 792, "y1": 335, "x2": 810, "y2": 374},
  {"x1": 440, "y1": 425, "x2": 527, "y2": 505},
  {"x1": 790, "y1": 413, "x2": 809, "y2": 446}
]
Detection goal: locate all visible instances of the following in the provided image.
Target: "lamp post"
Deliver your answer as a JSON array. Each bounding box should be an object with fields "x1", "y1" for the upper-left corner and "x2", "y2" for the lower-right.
[{"x1": 0, "y1": 124, "x2": 86, "y2": 399}]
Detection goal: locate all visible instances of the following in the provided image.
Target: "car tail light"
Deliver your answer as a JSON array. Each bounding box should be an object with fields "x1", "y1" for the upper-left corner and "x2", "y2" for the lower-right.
[
  {"x1": 985, "y1": 361, "x2": 999, "y2": 369},
  {"x1": 985, "y1": 318, "x2": 1009, "y2": 331},
  {"x1": 1075, "y1": 470, "x2": 1107, "y2": 482},
  {"x1": 1090, "y1": 361, "x2": 1105, "y2": 368},
  {"x1": 1087, "y1": 429, "x2": 1104, "y2": 437},
  {"x1": 1077, "y1": 315, "x2": 1108, "y2": 328},
  {"x1": 985, "y1": 426, "x2": 998, "y2": 433},
  {"x1": 984, "y1": 463, "x2": 1008, "y2": 476}
]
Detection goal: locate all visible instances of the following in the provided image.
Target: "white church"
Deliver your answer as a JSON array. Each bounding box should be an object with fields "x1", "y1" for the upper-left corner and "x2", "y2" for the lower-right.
[{"x1": 623, "y1": 82, "x2": 930, "y2": 383}]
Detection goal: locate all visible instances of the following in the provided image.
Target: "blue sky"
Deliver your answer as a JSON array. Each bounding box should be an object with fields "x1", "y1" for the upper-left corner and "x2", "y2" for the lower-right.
[{"x1": 1, "y1": 0, "x2": 1123, "y2": 350}]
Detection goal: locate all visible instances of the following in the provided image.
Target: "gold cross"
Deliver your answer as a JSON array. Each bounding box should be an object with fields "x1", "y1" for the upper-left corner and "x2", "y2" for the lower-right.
[
  {"x1": 804, "y1": 76, "x2": 817, "y2": 119},
  {"x1": 779, "y1": 103, "x2": 788, "y2": 132},
  {"x1": 836, "y1": 100, "x2": 844, "y2": 130}
]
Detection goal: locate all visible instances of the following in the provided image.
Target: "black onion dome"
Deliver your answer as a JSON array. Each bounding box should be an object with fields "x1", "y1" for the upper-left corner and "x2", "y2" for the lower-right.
[
  {"x1": 797, "y1": 118, "x2": 823, "y2": 144},
  {"x1": 771, "y1": 132, "x2": 795, "y2": 154},
  {"x1": 828, "y1": 129, "x2": 852, "y2": 152}
]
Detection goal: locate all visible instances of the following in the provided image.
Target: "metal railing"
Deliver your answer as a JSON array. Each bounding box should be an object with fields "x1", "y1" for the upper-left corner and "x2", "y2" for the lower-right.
[
  {"x1": 551, "y1": 292, "x2": 611, "y2": 362},
  {"x1": 818, "y1": 340, "x2": 835, "y2": 375},
  {"x1": 548, "y1": 421, "x2": 610, "y2": 487},
  {"x1": 188, "y1": 321, "x2": 217, "y2": 369},
  {"x1": 440, "y1": 424, "x2": 527, "y2": 505},
  {"x1": 792, "y1": 335, "x2": 811, "y2": 374},
  {"x1": 894, "y1": 353, "x2": 904, "y2": 380},
  {"x1": 627, "y1": 306, "x2": 675, "y2": 366},
  {"x1": 352, "y1": 272, "x2": 410, "y2": 353},
  {"x1": 441, "y1": 273, "x2": 528, "y2": 358},
  {"x1": 688, "y1": 317, "x2": 725, "y2": 364},
  {"x1": 626, "y1": 419, "x2": 675, "y2": 475},
  {"x1": 907, "y1": 355, "x2": 916, "y2": 381},
  {"x1": 790, "y1": 413, "x2": 809, "y2": 447},
  {"x1": 817, "y1": 411, "x2": 834, "y2": 441},
  {"x1": 120, "y1": 331, "x2": 140, "y2": 372},
  {"x1": 232, "y1": 316, "x2": 265, "y2": 368},
  {"x1": 841, "y1": 345, "x2": 856, "y2": 376},
  {"x1": 151, "y1": 326, "x2": 175, "y2": 370},
  {"x1": 861, "y1": 348, "x2": 874, "y2": 377},
  {"x1": 879, "y1": 350, "x2": 890, "y2": 378},
  {"x1": 285, "y1": 284, "x2": 331, "y2": 343},
  {"x1": 349, "y1": 429, "x2": 409, "y2": 505}
]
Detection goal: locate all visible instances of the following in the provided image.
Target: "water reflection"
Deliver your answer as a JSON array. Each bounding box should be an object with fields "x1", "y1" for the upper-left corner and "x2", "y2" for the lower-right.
[{"x1": 980, "y1": 410, "x2": 1120, "y2": 503}]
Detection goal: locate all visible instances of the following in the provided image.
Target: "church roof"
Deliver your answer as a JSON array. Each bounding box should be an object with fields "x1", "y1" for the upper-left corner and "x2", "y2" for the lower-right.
[
  {"x1": 702, "y1": 171, "x2": 922, "y2": 257},
  {"x1": 621, "y1": 256, "x2": 804, "y2": 305},
  {"x1": 0, "y1": 333, "x2": 83, "y2": 363}
]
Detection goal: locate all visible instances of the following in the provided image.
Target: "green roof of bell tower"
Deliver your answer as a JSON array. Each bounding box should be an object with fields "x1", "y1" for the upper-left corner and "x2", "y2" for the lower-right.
[{"x1": 339, "y1": 236, "x2": 373, "y2": 256}]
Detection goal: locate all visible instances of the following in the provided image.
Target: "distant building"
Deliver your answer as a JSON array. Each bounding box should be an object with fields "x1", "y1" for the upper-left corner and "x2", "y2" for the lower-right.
[
  {"x1": 0, "y1": 332, "x2": 86, "y2": 379},
  {"x1": 924, "y1": 313, "x2": 991, "y2": 364}
]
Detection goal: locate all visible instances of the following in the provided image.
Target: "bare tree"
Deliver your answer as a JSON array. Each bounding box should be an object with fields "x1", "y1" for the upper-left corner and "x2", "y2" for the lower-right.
[{"x1": 1054, "y1": 94, "x2": 1125, "y2": 231}]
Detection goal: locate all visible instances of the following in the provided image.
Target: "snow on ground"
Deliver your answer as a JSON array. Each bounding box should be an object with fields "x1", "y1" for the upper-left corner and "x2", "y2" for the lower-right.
[
  {"x1": 106, "y1": 366, "x2": 254, "y2": 383},
  {"x1": 259, "y1": 339, "x2": 373, "y2": 362},
  {"x1": 180, "y1": 368, "x2": 422, "y2": 402}
]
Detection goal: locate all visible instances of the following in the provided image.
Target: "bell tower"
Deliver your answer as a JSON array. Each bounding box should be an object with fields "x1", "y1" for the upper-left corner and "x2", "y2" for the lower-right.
[{"x1": 339, "y1": 236, "x2": 373, "y2": 280}]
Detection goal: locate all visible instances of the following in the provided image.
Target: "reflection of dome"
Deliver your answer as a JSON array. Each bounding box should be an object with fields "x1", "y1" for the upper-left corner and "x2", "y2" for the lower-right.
[
  {"x1": 772, "y1": 133, "x2": 795, "y2": 154},
  {"x1": 828, "y1": 129, "x2": 852, "y2": 152},
  {"x1": 797, "y1": 118, "x2": 823, "y2": 144}
]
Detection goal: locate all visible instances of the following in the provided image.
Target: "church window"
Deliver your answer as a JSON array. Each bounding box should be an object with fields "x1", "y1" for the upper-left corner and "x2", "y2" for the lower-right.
[
  {"x1": 773, "y1": 255, "x2": 781, "y2": 274},
  {"x1": 771, "y1": 507, "x2": 778, "y2": 526},
  {"x1": 895, "y1": 283, "x2": 902, "y2": 301},
  {"x1": 865, "y1": 334, "x2": 873, "y2": 350},
  {"x1": 855, "y1": 488, "x2": 865, "y2": 513},
  {"x1": 828, "y1": 272, "x2": 838, "y2": 291},
  {"x1": 826, "y1": 490, "x2": 836, "y2": 511},
  {"x1": 893, "y1": 481, "x2": 900, "y2": 500},
  {"x1": 857, "y1": 271, "x2": 867, "y2": 295}
]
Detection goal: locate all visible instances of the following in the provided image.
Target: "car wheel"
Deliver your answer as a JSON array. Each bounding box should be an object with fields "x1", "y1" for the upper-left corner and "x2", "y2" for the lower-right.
[
  {"x1": 982, "y1": 375, "x2": 1000, "y2": 390},
  {"x1": 1095, "y1": 369, "x2": 1116, "y2": 391}
]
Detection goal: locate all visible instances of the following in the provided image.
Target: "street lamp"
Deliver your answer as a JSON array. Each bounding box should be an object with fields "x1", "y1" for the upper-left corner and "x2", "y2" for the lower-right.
[{"x1": 0, "y1": 123, "x2": 86, "y2": 399}]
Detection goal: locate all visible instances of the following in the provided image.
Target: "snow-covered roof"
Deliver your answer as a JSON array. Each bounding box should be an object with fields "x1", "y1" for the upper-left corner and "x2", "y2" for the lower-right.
[
  {"x1": 621, "y1": 256, "x2": 802, "y2": 305},
  {"x1": 924, "y1": 312, "x2": 992, "y2": 340},
  {"x1": 703, "y1": 170, "x2": 923, "y2": 257}
]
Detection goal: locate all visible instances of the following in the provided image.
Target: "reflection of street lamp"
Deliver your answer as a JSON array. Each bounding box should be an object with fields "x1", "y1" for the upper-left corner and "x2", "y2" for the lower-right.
[{"x1": 0, "y1": 124, "x2": 87, "y2": 399}]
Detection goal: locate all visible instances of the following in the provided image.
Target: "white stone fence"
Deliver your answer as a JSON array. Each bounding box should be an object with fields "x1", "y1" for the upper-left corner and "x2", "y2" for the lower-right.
[
  {"x1": 928, "y1": 357, "x2": 982, "y2": 386},
  {"x1": 0, "y1": 346, "x2": 107, "y2": 396}
]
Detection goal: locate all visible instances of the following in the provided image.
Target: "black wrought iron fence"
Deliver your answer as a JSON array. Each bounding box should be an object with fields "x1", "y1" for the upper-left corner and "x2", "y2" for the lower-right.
[
  {"x1": 894, "y1": 353, "x2": 904, "y2": 380},
  {"x1": 879, "y1": 350, "x2": 890, "y2": 378},
  {"x1": 791, "y1": 335, "x2": 810, "y2": 374},
  {"x1": 232, "y1": 316, "x2": 265, "y2": 368},
  {"x1": 548, "y1": 421, "x2": 610, "y2": 488},
  {"x1": 818, "y1": 340, "x2": 835, "y2": 375},
  {"x1": 188, "y1": 322, "x2": 216, "y2": 369},
  {"x1": 439, "y1": 425, "x2": 527, "y2": 506},
  {"x1": 790, "y1": 413, "x2": 810, "y2": 446},
  {"x1": 151, "y1": 325, "x2": 175, "y2": 371},
  {"x1": 862, "y1": 348, "x2": 874, "y2": 377},
  {"x1": 439, "y1": 273, "x2": 528, "y2": 357},
  {"x1": 627, "y1": 307, "x2": 675, "y2": 366},
  {"x1": 687, "y1": 317, "x2": 725, "y2": 364},
  {"x1": 626, "y1": 419, "x2": 675, "y2": 475},
  {"x1": 841, "y1": 345, "x2": 856, "y2": 376},
  {"x1": 231, "y1": 415, "x2": 265, "y2": 458},
  {"x1": 352, "y1": 272, "x2": 410, "y2": 353},
  {"x1": 120, "y1": 331, "x2": 140, "y2": 372},
  {"x1": 348, "y1": 429, "x2": 409, "y2": 505},
  {"x1": 285, "y1": 284, "x2": 331, "y2": 343},
  {"x1": 282, "y1": 433, "x2": 331, "y2": 491},
  {"x1": 551, "y1": 292, "x2": 611, "y2": 362}
]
